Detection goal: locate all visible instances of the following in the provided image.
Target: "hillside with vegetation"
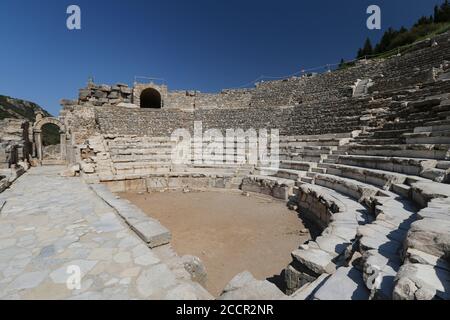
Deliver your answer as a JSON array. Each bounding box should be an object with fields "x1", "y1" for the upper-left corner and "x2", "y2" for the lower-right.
[
  {"x1": 0, "y1": 95, "x2": 59, "y2": 145},
  {"x1": 357, "y1": 0, "x2": 450, "y2": 59},
  {"x1": 338, "y1": 0, "x2": 450, "y2": 70},
  {"x1": 0, "y1": 95, "x2": 51, "y2": 120}
]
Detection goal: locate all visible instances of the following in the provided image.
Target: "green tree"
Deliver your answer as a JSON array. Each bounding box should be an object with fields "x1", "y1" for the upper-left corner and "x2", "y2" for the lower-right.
[{"x1": 357, "y1": 38, "x2": 373, "y2": 58}]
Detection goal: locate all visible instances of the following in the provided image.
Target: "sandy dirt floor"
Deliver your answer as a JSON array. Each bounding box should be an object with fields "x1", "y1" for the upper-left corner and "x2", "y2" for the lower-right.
[{"x1": 119, "y1": 190, "x2": 310, "y2": 296}]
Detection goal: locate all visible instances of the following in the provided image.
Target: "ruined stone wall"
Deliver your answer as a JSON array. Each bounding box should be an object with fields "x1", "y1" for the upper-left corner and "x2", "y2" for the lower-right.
[
  {"x1": 78, "y1": 83, "x2": 133, "y2": 106},
  {"x1": 0, "y1": 119, "x2": 31, "y2": 168},
  {"x1": 94, "y1": 97, "x2": 371, "y2": 137},
  {"x1": 60, "y1": 105, "x2": 97, "y2": 145}
]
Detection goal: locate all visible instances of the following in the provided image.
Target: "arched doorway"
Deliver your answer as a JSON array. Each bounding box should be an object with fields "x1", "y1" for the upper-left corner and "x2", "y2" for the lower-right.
[
  {"x1": 140, "y1": 88, "x2": 162, "y2": 108},
  {"x1": 41, "y1": 123, "x2": 61, "y2": 161},
  {"x1": 33, "y1": 117, "x2": 67, "y2": 163}
]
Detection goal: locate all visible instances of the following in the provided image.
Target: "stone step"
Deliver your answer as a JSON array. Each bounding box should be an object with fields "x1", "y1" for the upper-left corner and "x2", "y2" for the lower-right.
[
  {"x1": 346, "y1": 144, "x2": 450, "y2": 160},
  {"x1": 407, "y1": 98, "x2": 442, "y2": 111},
  {"x1": 373, "y1": 129, "x2": 411, "y2": 139},
  {"x1": 437, "y1": 160, "x2": 450, "y2": 170},
  {"x1": 383, "y1": 119, "x2": 440, "y2": 130},
  {"x1": 218, "y1": 271, "x2": 286, "y2": 300},
  {"x1": 281, "y1": 145, "x2": 337, "y2": 151},
  {"x1": 313, "y1": 267, "x2": 370, "y2": 300},
  {"x1": 355, "y1": 138, "x2": 404, "y2": 145},
  {"x1": 318, "y1": 163, "x2": 412, "y2": 190},
  {"x1": 432, "y1": 101, "x2": 450, "y2": 113},
  {"x1": 326, "y1": 154, "x2": 340, "y2": 160},
  {"x1": 112, "y1": 155, "x2": 172, "y2": 162},
  {"x1": 392, "y1": 183, "x2": 411, "y2": 198},
  {"x1": 279, "y1": 138, "x2": 348, "y2": 147},
  {"x1": 280, "y1": 160, "x2": 317, "y2": 171},
  {"x1": 405, "y1": 130, "x2": 450, "y2": 144},
  {"x1": 311, "y1": 173, "x2": 389, "y2": 202},
  {"x1": 241, "y1": 175, "x2": 295, "y2": 200},
  {"x1": 424, "y1": 118, "x2": 450, "y2": 126},
  {"x1": 291, "y1": 274, "x2": 330, "y2": 300},
  {"x1": 280, "y1": 132, "x2": 357, "y2": 141},
  {"x1": 336, "y1": 154, "x2": 438, "y2": 176},
  {"x1": 280, "y1": 153, "x2": 325, "y2": 163},
  {"x1": 361, "y1": 250, "x2": 401, "y2": 299},
  {"x1": 311, "y1": 167, "x2": 327, "y2": 174},
  {"x1": 254, "y1": 167, "x2": 306, "y2": 180},
  {"x1": 414, "y1": 124, "x2": 450, "y2": 134},
  {"x1": 357, "y1": 194, "x2": 417, "y2": 299},
  {"x1": 300, "y1": 176, "x2": 314, "y2": 184}
]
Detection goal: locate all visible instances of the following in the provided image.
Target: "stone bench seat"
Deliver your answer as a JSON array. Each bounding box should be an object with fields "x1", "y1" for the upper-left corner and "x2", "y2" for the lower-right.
[
  {"x1": 383, "y1": 119, "x2": 440, "y2": 130},
  {"x1": 372, "y1": 129, "x2": 411, "y2": 139},
  {"x1": 281, "y1": 145, "x2": 338, "y2": 152},
  {"x1": 254, "y1": 167, "x2": 307, "y2": 180},
  {"x1": 414, "y1": 124, "x2": 450, "y2": 134},
  {"x1": 336, "y1": 154, "x2": 439, "y2": 176},
  {"x1": 113, "y1": 162, "x2": 172, "y2": 174},
  {"x1": 308, "y1": 172, "x2": 390, "y2": 202},
  {"x1": 181, "y1": 166, "x2": 239, "y2": 175},
  {"x1": 279, "y1": 138, "x2": 349, "y2": 147},
  {"x1": 109, "y1": 147, "x2": 173, "y2": 154},
  {"x1": 112, "y1": 155, "x2": 172, "y2": 162},
  {"x1": 312, "y1": 267, "x2": 370, "y2": 300},
  {"x1": 280, "y1": 153, "x2": 326, "y2": 163},
  {"x1": 297, "y1": 183, "x2": 371, "y2": 227},
  {"x1": 346, "y1": 143, "x2": 450, "y2": 160},
  {"x1": 108, "y1": 142, "x2": 175, "y2": 148},
  {"x1": 241, "y1": 175, "x2": 295, "y2": 200},
  {"x1": 317, "y1": 163, "x2": 416, "y2": 190},
  {"x1": 280, "y1": 160, "x2": 318, "y2": 171},
  {"x1": 280, "y1": 132, "x2": 355, "y2": 142},
  {"x1": 100, "y1": 170, "x2": 236, "y2": 181},
  {"x1": 353, "y1": 138, "x2": 404, "y2": 145},
  {"x1": 393, "y1": 197, "x2": 450, "y2": 300},
  {"x1": 105, "y1": 136, "x2": 174, "y2": 143},
  {"x1": 404, "y1": 130, "x2": 450, "y2": 144}
]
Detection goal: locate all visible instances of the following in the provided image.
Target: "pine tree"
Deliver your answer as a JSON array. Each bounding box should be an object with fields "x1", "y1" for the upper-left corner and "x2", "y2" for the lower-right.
[
  {"x1": 362, "y1": 38, "x2": 373, "y2": 57},
  {"x1": 357, "y1": 48, "x2": 364, "y2": 59}
]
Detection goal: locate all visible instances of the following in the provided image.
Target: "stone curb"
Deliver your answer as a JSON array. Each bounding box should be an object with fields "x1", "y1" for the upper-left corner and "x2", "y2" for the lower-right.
[{"x1": 89, "y1": 183, "x2": 171, "y2": 248}]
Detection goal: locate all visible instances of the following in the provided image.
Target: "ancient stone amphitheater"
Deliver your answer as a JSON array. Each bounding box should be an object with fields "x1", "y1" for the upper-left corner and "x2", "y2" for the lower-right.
[{"x1": 1, "y1": 32, "x2": 450, "y2": 300}]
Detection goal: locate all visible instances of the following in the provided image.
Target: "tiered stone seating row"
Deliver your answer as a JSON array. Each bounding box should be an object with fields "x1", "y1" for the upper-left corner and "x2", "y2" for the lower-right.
[{"x1": 82, "y1": 134, "x2": 255, "y2": 192}]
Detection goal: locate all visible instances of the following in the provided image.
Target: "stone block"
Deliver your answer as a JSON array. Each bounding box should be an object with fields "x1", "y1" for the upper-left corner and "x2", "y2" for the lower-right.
[
  {"x1": 131, "y1": 220, "x2": 171, "y2": 248},
  {"x1": 292, "y1": 248, "x2": 336, "y2": 275}
]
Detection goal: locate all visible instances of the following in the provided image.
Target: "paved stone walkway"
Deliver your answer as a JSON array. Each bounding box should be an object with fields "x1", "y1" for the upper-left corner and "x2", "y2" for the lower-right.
[{"x1": 0, "y1": 166, "x2": 210, "y2": 300}]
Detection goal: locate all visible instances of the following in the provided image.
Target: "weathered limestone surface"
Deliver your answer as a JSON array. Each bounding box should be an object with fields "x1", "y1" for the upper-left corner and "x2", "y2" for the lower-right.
[
  {"x1": 0, "y1": 166, "x2": 211, "y2": 300},
  {"x1": 393, "y1": 196, "x2": 450, "y2": 300},
  {"x1": 313, "y1": 267, "x2": 370, "y2": 300},
  {"x1": 218, "y1": 271, "x2": 286, "y2": 300}
]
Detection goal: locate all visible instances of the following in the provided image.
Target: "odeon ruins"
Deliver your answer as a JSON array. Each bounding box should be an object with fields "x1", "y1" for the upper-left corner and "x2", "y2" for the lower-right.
[{"x1": 1, "y1": 32, "x2": 450, "y2": 300}]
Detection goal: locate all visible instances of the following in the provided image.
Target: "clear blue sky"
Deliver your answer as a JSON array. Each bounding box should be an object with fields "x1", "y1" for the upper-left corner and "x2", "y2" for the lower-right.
[{"x1": 0, "y1": 0, "x2": 443, "y2": 116}]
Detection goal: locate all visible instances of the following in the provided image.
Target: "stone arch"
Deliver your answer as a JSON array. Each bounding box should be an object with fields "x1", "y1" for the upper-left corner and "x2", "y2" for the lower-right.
[
  {"x1": 140, "y1": 88, "x2": 162, "y2": 108},
  {"x1": 33, "y1": 116, "x2": 67, "y2": 163}
]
